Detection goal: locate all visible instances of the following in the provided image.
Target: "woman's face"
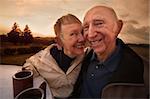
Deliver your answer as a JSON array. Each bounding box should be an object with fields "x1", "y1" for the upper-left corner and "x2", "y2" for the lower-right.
[{"x1": 60, "y1": 23, "x2": 85, "y2": 58}]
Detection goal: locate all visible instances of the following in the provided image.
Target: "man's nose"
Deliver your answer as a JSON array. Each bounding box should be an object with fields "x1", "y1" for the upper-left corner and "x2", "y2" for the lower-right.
[{"x1": 88, "y1": 25, "x2": 96, "y2": 38}]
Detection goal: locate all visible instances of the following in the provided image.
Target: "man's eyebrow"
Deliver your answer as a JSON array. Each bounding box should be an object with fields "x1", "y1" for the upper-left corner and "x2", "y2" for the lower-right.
[
  {"x1": 83, "y1": 19, "x2": 104, "y2": 26},
  {"x1": 93, "y1": 19, "x2": 104, "y2": 22}
]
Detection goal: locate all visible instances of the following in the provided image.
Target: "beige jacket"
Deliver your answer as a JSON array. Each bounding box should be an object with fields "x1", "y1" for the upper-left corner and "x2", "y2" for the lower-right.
[{"x1": 23, "y1": 44, "x2": 85, "y2": 98}]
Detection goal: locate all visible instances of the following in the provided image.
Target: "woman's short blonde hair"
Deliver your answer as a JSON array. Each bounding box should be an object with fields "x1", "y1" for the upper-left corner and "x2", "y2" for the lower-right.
[{"x1": 54, "y1": 14, "x2": 81, "y2": 37}]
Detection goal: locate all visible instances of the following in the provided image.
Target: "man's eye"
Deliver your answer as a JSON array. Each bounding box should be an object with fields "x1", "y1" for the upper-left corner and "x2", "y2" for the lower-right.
[
  {"x1": 94, "y1": 22, "x2": 103, "y2": 26},
  {"x1": 83, "y1": 26, "x2": 89, "y2": 32}
]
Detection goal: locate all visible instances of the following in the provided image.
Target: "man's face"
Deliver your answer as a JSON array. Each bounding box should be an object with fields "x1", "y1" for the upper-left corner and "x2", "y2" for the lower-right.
[
  {"x1": 61, "y1": 23, "x2": 85, "y2": 57},
  {"x1": 83, "y1": 7, "x2": 119, "y2": 55}
]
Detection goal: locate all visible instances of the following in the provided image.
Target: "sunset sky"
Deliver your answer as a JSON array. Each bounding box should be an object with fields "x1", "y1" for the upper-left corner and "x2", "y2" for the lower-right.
[{"x1": 0, "y1": 0, "x2": 149, "y2": 44}]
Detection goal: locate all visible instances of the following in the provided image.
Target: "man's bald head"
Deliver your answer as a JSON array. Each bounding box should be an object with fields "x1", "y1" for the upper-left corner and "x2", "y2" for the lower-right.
[
  {"x1": 84, "y1": 5, "x2": 119, "y2": 22},
  {"x1": 82, "y1": 5, "x2": 123, "y2": 60}
]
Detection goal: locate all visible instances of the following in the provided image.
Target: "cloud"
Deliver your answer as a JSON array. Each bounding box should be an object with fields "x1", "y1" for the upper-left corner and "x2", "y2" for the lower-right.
[
  {"x1": 120, "y1": 13, "x2": 129, "y2": 18},
  {"x1": 123, "y1": 20, "x2": 139, "y2": 25},
  {"x1": 112, "y1": 0, "x2": 148, "y2": 26},
  {"x1": 120, "y1": 23, "x2": 149, "y2": 44}
]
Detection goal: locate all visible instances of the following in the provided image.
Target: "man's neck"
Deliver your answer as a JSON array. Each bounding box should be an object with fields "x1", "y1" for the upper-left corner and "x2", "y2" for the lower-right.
[{"x1": 97, "y1": 43, "x2": 116, "y2": 62}]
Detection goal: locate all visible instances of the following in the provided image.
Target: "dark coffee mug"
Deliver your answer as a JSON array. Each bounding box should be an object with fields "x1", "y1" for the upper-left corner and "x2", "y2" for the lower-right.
[
  {"x1": 12, "y1": 70, "x2": 33, "y2": 98},
  {"x1": 15, "y1": 88, "x2": 44, "y2": 99}
]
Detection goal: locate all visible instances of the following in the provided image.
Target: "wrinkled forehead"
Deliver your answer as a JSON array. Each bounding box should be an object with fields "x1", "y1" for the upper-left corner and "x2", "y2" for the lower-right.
[
  {"x1": 61, "y1": 23, "x2": 82, "y2": 35},
  {"x1": 61, "y1": 23, "x2": 82, "y2": 30},
  {"x1": 83, "y1": 6, "x2": 117, "y2": 24}
]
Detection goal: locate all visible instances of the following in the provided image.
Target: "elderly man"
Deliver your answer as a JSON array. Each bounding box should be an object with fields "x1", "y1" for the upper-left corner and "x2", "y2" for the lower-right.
[{"x1": 71, "y1": 5, "x2": 147, "y2": 98}]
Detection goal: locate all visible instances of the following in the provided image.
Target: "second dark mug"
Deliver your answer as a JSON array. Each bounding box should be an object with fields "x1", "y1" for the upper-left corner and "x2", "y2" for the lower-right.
[
  {"x1": 12, "y1": 69, "x2": 33, "y2": 98},
  {"x1": 15, "y1": 88, "x2": 44, "y2": 99}
]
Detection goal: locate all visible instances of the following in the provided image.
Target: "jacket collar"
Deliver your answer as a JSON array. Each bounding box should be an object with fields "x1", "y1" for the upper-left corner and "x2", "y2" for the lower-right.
[
  {"x1": 109, "y1": 39, "x2": 144, "y2": 84},
  {"x1": 39, "y1": 44, "x2": 84, "y2": 74}
]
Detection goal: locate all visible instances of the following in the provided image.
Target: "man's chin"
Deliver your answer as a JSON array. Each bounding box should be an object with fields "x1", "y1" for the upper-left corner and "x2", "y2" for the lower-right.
[{"x1": 93, "y1": 47, "x2": 105, "y2": 54}]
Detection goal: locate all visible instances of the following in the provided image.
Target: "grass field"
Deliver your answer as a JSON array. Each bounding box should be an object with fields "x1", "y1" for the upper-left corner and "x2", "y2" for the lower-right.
[
  {"x1": 0, "y1": 44, "x2": 149, "y2": 66},
  {"x1": 0, "y1": 53, "x2": 34, "y2": 66}
]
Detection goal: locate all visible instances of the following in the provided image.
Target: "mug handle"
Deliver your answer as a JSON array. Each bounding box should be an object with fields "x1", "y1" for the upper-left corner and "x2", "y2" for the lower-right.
[{"x1": 39, "y1": 81, "x2": 46, "y2": 99}]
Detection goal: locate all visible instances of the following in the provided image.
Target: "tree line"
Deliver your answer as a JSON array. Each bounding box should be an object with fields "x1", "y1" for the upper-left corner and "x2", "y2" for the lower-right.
[{"x1": 0, "y1": 22, "x2": 33, "y2": 44}]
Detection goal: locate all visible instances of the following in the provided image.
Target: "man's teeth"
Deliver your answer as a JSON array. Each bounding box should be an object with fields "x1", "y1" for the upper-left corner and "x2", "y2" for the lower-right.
[{"x1": 90, "y1": 39, "x2": 102, "y2": 45}]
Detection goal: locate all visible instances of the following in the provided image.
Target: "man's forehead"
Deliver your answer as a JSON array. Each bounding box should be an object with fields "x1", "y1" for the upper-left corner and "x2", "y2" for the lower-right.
[
  {"x1": 83, "y1": 10, "x2": 106, "y2": 24},
  {"x1": 83, "y1": 6, "x2": 117, "y2": 24}
]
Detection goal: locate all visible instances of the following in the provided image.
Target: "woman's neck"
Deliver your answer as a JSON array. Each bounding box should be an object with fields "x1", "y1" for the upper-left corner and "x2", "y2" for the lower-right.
[{"x1": 63, "y1": 49, "x2": 76, "y2": 59}]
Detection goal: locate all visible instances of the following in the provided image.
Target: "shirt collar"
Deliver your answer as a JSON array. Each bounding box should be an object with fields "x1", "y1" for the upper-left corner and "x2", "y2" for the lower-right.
[{"x1": 91, "y1": 39, "x2": 122, "y2": 72}]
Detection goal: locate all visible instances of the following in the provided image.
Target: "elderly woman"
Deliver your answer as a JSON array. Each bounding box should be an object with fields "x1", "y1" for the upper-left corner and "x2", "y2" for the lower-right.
[{"x1": 23, "y1": 14, "x2": 85, "y2": 98}]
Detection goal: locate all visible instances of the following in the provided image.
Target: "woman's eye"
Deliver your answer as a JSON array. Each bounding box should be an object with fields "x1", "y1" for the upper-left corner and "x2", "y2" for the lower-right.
[
  {"x1": 70, "y1": 32, "x2": 77, "y2": 36},
  {"x1": 70, "y1": 33, "x2": 74, "y2": 36}
]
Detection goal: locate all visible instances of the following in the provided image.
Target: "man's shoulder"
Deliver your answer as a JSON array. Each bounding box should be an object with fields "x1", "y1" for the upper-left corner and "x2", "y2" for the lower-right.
[
  {"x1": 117, "y1": 39, "x2": 143, "y2": 63},
  {"x1": 121, "y1": 43, "x2": 143, "y2": 63},
  {"x1": 110, "y1": 41, "x2": 144, "y2": 83},
  {"x1": 119, "y1": 40, "x2": 144, "y2": 75}
]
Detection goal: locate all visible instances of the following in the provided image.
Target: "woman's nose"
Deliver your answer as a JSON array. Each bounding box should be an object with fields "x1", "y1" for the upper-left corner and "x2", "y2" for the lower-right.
[{"x1": 78, "y1": 34, "x2": 85, "y2": 42}]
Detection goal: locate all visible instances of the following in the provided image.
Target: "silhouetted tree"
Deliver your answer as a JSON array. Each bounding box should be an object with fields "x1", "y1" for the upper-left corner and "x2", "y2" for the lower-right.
[
  {"x1": 7, "y1": 22, "x2": 22, "y2": 44},
  {"x1": 0, "y1": 34, "x2": 8, "y2": 42},
  {"x1": 23, "y1": 25, "x2": 33, "y2": 44}
]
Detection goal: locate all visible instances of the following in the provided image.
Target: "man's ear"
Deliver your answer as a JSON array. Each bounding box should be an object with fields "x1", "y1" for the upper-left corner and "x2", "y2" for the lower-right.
[{"x1": 116, "y1": 20, "x2": 123, "y2": 35}]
